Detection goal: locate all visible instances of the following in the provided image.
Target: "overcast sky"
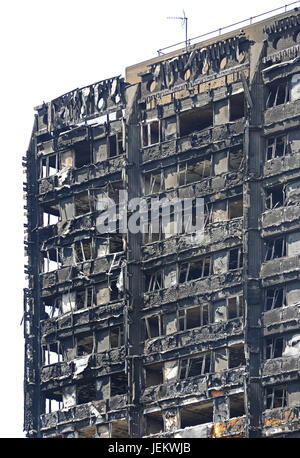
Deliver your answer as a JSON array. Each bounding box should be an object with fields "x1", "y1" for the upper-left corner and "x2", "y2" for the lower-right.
[{"x1": 0, "y1": 0, "x2": 295, "y2": 438}]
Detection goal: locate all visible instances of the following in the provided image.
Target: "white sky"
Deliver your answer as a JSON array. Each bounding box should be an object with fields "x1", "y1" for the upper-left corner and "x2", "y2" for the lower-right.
[{"x1": 0, "y1": 0, "x2": 295, "y2": 438}]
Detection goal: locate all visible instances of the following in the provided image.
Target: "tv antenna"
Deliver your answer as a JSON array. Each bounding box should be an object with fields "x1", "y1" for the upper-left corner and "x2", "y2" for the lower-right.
[{"x1": 167, "y1": 10, "x2": 189, "y2": 51}]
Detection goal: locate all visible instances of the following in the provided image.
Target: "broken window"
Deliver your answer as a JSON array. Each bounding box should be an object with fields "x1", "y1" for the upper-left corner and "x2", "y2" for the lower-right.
[
  {"x1": 142, "y1": 120, "x2": 161, "y2": 147},
  {"x1": 111, "y1": 420, "x2": 129, "y2": 438},
  {"x1": 227, "y1": 295, "x2": 244, "y2": 320},
  {"x1": 266, "y1": 135, "x2": 287, "y2": 161},
  {"x1": 110, "y1": 326, "x2": 124, "y2": 348},
  {"x1": 143, "y1": 314, "x2": 164, "y2": 340},
  {"x1": 229, "y1": 149, "x2": 244, "y2": 172},
  {"x1": 145, "y1": 362, "x2": 163, "y2": 388},
  {"x1": 145, "y1": 270, "x2": 164, "y2": 292},
  {"x1": 77, "y1": 426, "x2": 96, "y2": 438},
  {"x1": 204, "y1": 203, "x2": 213, "y2": 226},
  {"x1": 265, "y1": 238, "x2": 287, "y2": 261},
  {"x1": 73, "y1": 239, "x2": 93, "y2": 263},
  {"x1": 228, "y1": 344, "x2": 246, "y2": 368},
  {"x1": 43, "y1": 296, "x2": 62, "y2": 319},
  {"x1": 266, "y1": 385, "x2": 288, "y2": 409},
  {"x1": 45, "y1": 394, "x2": 63, "y2": 414},
  {"x1": 40, "y1": 154, "x2": 58, "y2": 178},
  {"x1": 144, "y1": 170, "x2": 164, "y2": 194},
  {"x1": 108, "y1": 181, "x2": 124, "y2": 203},
  {"x1": 229, "y1": 393, "x2": 245, "y2": 418},
  {"x1": 266, "y1": 185, "x2": 284, "y2": 210},
  {"x1": 267, "y1": 80, "x2": 290, "y2": 108},
  {"x1": 108, "y1": 132, "x2": 124, "y2": 158},
  {"x1": 228, "y1": 248, "x2": 243, "y2": 270},
  {"x1": 179, "y1": 105, "x2": 213, "y2": 137},
  {"x1": 178, "y1": 305, "x2": 211, "y2": 331},
  {"x1": 179, "y1": 158, "x2": 212, "y2": 186},
  {"x1": 180, "y1": 401, "x2": 213, "y2": 428},
  {"x1": 74, "y1": 191, "x2": 91, "y2": 216},
  {"x1": 265, "y1": 287, "x2": 286, "y2": 311},
  {"x1": 179, "y1": 257, "x2": 213, "y2": 283},
  {"x1": 111, "y1": 372, "x2": 127, "y2": 396},
  {"x1": 109, "y1": 278, "x2": 120, "y2": 302},
  {"x1": 230, "y1": 93, "x2": 245, "y2": 121},
  {"x1": 144, "y1": 411, "x2": 164, "y2": 436},
  {"x1": 74, "y1": 141, "x2": 92, "y2": 168},
  {"x1": 228, "y1": 198, "x2": 243, "y2": 219},
  {"x1": 109, "y1": 234, "x2": 124, "y2": 254},
  {"x1": 76, "y1": 286, "x2": 94, "y2": 310},
  {"x1": 77, "y1": 334, "x2": 94, "y2": 356},
  {"x1": 42, "y1": 342, "x2": 63, "y2": 366},
  {"x1": 265, "y1": 337, "x2": 284, "y2": 359},
  {"x1": 60, "y1": 149, "x2": 74, "y2": 168},
  {"x1": 179, "y1": 353, "x2": 212, "y2": 379},
  {"x1": 41, "y1": 201, "x2": 60, "y2": 227},
  {"x1": 42, "y1": 248, "x2": 62, "y2": 273},
  {"x1": 77, "y1": 381, "x2": 96, "y2": 405}
]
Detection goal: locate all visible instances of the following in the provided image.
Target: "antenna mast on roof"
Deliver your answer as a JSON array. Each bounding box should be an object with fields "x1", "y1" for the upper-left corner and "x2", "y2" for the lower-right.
[{"x1": 167, "y1": 10, "x2": 189, "y2": 52}]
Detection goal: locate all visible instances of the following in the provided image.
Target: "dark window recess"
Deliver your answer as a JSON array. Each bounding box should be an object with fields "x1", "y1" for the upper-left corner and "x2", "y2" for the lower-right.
[
  {"x1": 142, "y1": 121, "x2": 161, "y2": 147},
  {"x1": 109, "y1": 234, "x2": 124, "y2": 253},
  {"x1": 145, "y1": 412, "x2": 164, "y2": 436},
  {"x1": 266, "y1": 288, "x2": 286, "y2": 311},
  {"x1": 109, "y1": 279, "x2": 120, "y2": 301},
  {"x1": 179, "y1": 353, "x2": 212, "y2": 379},
  {"x1": 266, "y1": 386, "x2": 288, "y2": 409},
  {"x1": 74, "y1": 240, "x2": 93, "y2": 263},
  {"x1": 145, "y1": 363, "x2": 163, "y2": 388},
  {"x1": 179, "y1": 158, "x2": 212, "y2": 186},
  {"x1": 77, "y1": 334, "x2": 93, "y2": 356},
  {"x1": 109, "y1": 132, "x2": 124, "y2": 158},
  {"x1": 74, "y1": 142, "x2": 91, "y2": 168},
  {"x1": 111, "y1": 372, "x2": 127, "y2": 396},
  {"x1": 266, "y1": 186, "x2": 284, "y2": 210},
  {"x1": 228, "y1": 344, "x2": 246, "y2": 368},
  {"x1": 265, "y1": 238, "x2": 287, "y2": 261},
  {"x1": 228, "y1": 248, "x2": 243, "y2": 270},
  {"x1": 230, "y1": 394, "x2": 245, "y2": 418},
  {"x1": 179, "y1": 257, "x2": 212, "y2": 283},
  {"x1": 110, "y1": 326, "x2": 124, "y2": 348},
  {"x1": 74, "y1": 191, "x2": 91, "y2": 216},
  {"x1": 40, "y1": 154, "x2": 58, "y2": 178},
  {"x1": 143, "y1": 315, "x2": 163, "y2": 340},
  {"x1": 230, "y1": 93, "x2": 245, "y2": 121},
  {"x1": 180, "y1": 402, "x2": 213, "y2": 428},
  {"x1": 178, "y1": 305, "x2": 210, "y2": 331},
  {"x1": 266, "y1": 136, "x2": 287, "y2": 161},
  {"x1": 204, "y1": 203, "x2": 213, "y2": 226},
  {"x1": 144, "y1": 170, "x2": 163, "y2": 195},
  {"x1": 76, "y1": 287, "x2": 94, "y2": 310},
  {"x1": 179, "y1": 105, "x2": 213, "y2": 137},
  {"x1": 229, "y1": 150, "x2": 244, "y2": 171},
  {"x1": 228, "y1": 198, "x2": 243, "y2": 219},
  {"x1": 266, "y1": 337, "x2": 284, "y2": 359},
  {"x1": 266, "y1": 81, "x2": 290, "y2": 108},
  {"x1": 227, "y1": 295, "x2": 244, "y2": 320},
  {"x1": 77, "y1": 382, "x2": 96, "y2": 405},
  {"x1": 145, "y1": 270, "x2": 163, "y2": 292},
  {"x1": 41, "y1": 201, "x2": 60, "y2": 227}
]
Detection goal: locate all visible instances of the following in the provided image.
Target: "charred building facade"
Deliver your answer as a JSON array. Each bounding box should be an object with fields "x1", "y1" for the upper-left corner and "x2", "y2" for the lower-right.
[{"x1": 24, "y1": 9, "x2": 300, "y2": 438}]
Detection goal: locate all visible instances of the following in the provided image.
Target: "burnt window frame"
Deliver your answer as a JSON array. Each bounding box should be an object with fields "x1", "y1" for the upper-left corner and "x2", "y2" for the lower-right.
[
  {"x1": 266, "y1": 135, "x2": 288, "y2": 161},
  {"x1": 265, "y1": 287, "x2": 287, "y2": 311},
  {"x1": 266, "y1": 385, "x2": 288, "y2": 410},
  {"x1": 177, "y1": 304, "x2": 211, "y2": 332},
  {"x1": 228, "y1": 247, "x2": 243, "y2": 271}
]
